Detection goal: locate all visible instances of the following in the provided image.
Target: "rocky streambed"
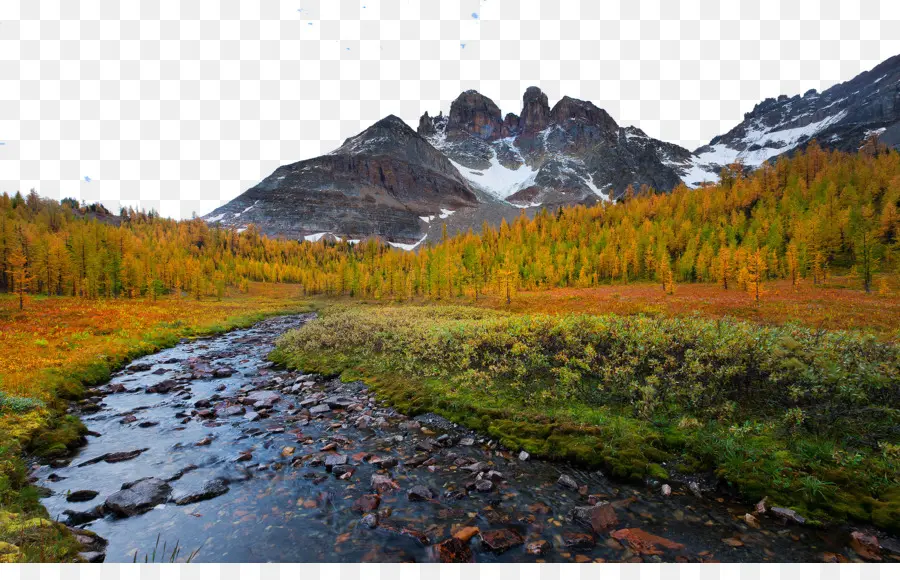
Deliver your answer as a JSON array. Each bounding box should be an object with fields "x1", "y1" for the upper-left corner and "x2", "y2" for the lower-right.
[{"x1": 34, "y1": 314, "x2": 898, "y2": 563}]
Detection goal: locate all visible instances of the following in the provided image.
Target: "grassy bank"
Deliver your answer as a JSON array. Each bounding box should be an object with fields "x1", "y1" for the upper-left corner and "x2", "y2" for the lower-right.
[
  {"x1": 273, "y1": 303, "x2": 900, "y2": 532},
  {"x1": 0, "y1": 283, "x2": 309, "y2": 562}
]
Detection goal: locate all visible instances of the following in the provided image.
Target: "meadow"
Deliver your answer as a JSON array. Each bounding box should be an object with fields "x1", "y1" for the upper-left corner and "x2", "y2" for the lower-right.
[
  {"x1": 273, "y1": 301, "x2": 900, "y2": 533},
  {"x1": 463, "y1": 275, "x2": 900, "y2": 339},
  {"x1": 0, "y1": 283, "x2": 309, "y2": 561}
]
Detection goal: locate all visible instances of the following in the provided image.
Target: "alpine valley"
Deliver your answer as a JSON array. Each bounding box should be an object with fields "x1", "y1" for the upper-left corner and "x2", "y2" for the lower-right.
[{"x1": 204, "y1": 54, "x2": 900, "y2": 247}]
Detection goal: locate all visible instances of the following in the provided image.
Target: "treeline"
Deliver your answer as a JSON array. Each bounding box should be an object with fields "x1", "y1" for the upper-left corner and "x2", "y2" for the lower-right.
[{"x1": 2, "y1": 141, "x2": 899, "y2": 304}]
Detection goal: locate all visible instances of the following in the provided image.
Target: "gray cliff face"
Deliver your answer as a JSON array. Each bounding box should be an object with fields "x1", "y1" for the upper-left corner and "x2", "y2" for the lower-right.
[{"x1": 206, "y1": 54, "x2": 900, "y2": 247}]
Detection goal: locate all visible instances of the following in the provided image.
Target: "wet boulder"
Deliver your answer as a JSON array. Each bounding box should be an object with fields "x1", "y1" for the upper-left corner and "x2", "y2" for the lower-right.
[
  {"x1": 570, "y1": 502, "x2": 619, "y2": 533},
  {"x1": 66, "y1": 490, "x2": 99, "y2": 503},
  {"x1": 104, "y1": 478, "x2": 171, "y2": 517},
  {"x1": 173, "y1": 478, "x2": 230, "y2": 505},
  {"x1": 62, "y1": 506, "x2": 104, "y2": 526},
  {"x1": 407, "y1": 485, "x2": 435, "y2": 501}
]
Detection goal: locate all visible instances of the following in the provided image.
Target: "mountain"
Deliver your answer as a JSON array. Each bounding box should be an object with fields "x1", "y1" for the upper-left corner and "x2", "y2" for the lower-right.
[
  {"x1": 418, "y1": 87, "x2": 689, "y2": 207},
  {"x1": 205, "y1": 54, "x2": 900, "y2": 246},
  {"x1": 682, "y1": 53, "x2": 900, "y2": 181},
  {"x1": 203, "y1": 115, "x2": 478, "y2": 245}
]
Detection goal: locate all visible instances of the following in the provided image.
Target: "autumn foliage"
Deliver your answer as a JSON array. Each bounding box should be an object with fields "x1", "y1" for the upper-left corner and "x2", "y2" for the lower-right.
[{"x1": 1, "y1": 141, "x2": 898, "y2": 305}]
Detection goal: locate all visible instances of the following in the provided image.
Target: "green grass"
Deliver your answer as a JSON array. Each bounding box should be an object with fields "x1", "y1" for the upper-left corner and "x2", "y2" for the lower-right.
[{"x1": 272, "y1": 303, "x2": 900, "y2": 532}]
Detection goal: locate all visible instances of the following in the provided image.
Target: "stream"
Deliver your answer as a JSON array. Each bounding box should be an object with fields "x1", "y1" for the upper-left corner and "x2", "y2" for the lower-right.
[{"x1": 34, "y1": 314, "x2": 896, "y2": 563}]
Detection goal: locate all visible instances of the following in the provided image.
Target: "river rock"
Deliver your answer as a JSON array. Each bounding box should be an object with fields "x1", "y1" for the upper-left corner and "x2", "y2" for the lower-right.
[
  {"x1": 479, "y1": 528, "x2": 524, "y2": 553},
  {"x1": 66, "y1": 490, "x2": 99, "y2": 503},
  {"x1": 104, "y1": 478, "x2": 171, "y2": 517},
  {"x1": 147, "y1": 379, "x2": 177, "y2": 394},
  {"x1": 324, "y1": 454, "x2": 348, "y2": 471},
  {"x1": 352, "y1": 494, "x2": 381, "y2": 513},
  {"x1": 557, "y1": 474, "x2": 579, "y2": 490},
  {"x1": 525, "y1": 539, "x2": 550, "y2": 555},
  {"x1": 408, "y1": 485, "x2": 435, "y2": 501},
  {"x1": 324, "y1": 396, "x2": 355, "y2": 409},
  {"x1": 62, "y1": 506, "x2": 103, "y2": 525},
  {"x1": 173, "y1": 478, "x2": 230, "y2": 505},
  {"x1": 770, "y1": 507, "x2": 806, "y2": 525},
  {"x1": 371, "y1": 474, "x2": 399, "y2": 493},
  {"x1": 128, "y1": 362, "x2": 154, "y2": 372},
  {"x1": 474, "y1": 479, "x2": 494, "y2": 493},
  {"x1": 563, "y1": 532, "x2": 595, "y2": 551},
  {"x1": 309, "y1": 404, "x2": 331, "y2": 416},
  {"x1": 78, "y1": 448, "x2": 148, "y2": 467},
  {"x1": 850, "y1": 531, "x2": 881, "y2": 561},
  {"x1": 360, "y1": 513, "x2": 379, "y2": 529},
  {"x1": 570, "y1": 502, "x2": 618, "y2": 533},
  {"x1": 610, "y1": 528, "x2": 685, "y2": 555},
  {"x1": 79, "y1": 551, "x2": 106, "y2": 563},
  {"x1": 370, "y1": 456, "x2": 398, "y2": 469},
  {"x1": 518, "y1": 450, "x2": 530, "y2": 461},
  {"x1": 70, "y1": 527, "x2": 108, "y2": 553},
  {"x1": 430, "y1": 537, "x2": 474, "y2": 563},
  {"x1": 244, "y1": 391, "x2": 281, "y2": 408}
]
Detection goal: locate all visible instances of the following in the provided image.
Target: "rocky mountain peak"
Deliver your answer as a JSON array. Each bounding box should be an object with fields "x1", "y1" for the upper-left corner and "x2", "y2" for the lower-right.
[
  {"x1": 518, "y1": 86, "x2": 551, "y2": 135},
  {"x1": 549, "y1": 96, "x2": 617, "y2": 132},
  {"x1": 446, "y1": 90, "x2": 503, "y2": 141}
]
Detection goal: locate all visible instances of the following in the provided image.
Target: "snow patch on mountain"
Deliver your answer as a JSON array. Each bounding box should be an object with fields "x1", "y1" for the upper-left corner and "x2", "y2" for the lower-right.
[
  {"x1": 450, "y1": 152, "x2": 538, "y2": 200},
  {"x1": 388, "y1": 234, "x2": 428, "y2": 251}
]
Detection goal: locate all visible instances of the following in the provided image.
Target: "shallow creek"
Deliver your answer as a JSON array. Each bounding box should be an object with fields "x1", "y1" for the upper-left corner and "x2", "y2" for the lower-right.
[{"x1": 35, "y1": 315, "x2": 893, "y2": 563}]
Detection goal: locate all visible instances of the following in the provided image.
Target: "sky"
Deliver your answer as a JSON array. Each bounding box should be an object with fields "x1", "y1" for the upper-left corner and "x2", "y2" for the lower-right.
[{"x1": 0, "y1": 0, "x2": 898, "y2": 219}]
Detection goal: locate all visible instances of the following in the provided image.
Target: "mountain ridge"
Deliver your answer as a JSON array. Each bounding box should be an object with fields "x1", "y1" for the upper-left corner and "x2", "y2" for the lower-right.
[{"x1": 204, "y1": 53, "x2": 900, "y2": 246}]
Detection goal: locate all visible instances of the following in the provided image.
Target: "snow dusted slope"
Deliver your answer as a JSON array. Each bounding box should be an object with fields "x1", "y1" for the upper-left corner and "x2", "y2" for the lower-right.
[{"x1": 679, "y1": 54, "x2": 900, "y2": 183}]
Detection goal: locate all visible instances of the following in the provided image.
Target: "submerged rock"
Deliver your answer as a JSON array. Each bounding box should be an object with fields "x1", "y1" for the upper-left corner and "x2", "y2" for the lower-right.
[
  {"x1": 430, "y1": 537, "x2": 474, "y2": 563},
  {"x1": 479, "y1": 528, "x2": 524, "y2": 553},
  {"x1": 610, "y1": 528, "x2": 685, "y2": 555}
]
